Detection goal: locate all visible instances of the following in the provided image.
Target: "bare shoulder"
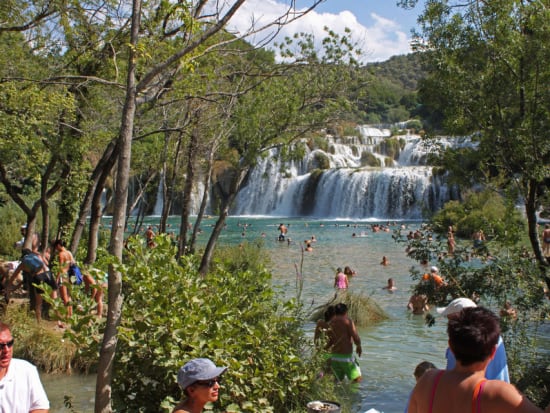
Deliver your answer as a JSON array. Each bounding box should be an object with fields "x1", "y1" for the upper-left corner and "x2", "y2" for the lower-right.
[{"x1": 483, "y1": 381, "x2": 543, "y2": 413}]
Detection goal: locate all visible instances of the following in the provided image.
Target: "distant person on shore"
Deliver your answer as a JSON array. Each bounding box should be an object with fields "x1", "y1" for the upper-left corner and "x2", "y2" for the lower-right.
[
  {"x1": 326, "y1": 303, "x2": 362, "y2": 382},
  {"x1": 408, "y1": 307, "x2": 549, "y2": 413},
  {"x1": 145, "y1": 226, "x2": 155, "y2": 242},
  {"x1": 500, "y1": 300, "x2": 517, "y2": 320},
  {"x1": 542, "y1": 224, "x2": 550, "y2": 257},
  {"x1": 407, "y1": 293, "x2": 429, "y2": 315},
  {"x1": 334, "y1": 268, "x2": 348, "y2": 290},
  {"x1": 0, "y1": 322, "x2": 50, "y2": 412},
  {"x1": 472, "y1": 229, "x2": 486, "y2": 254},
  {"x1": 404, "y1": 361, "x2": 437, "y2": 413},
  {"x1": 436, "y1": 297, "x2": 510, "y2": 382},
  {"x1": 174, "y1": 358, "x2": 227, "y2": 413},
  {"x1": 383, "y1": 278, "x2": 396, "y2": 292},
  {"x1": 53, "y1": 239, "x2": 74, "y2": 319},
  {"x1": 7, "y1": 249, "x2": 57, "y2": 323}
]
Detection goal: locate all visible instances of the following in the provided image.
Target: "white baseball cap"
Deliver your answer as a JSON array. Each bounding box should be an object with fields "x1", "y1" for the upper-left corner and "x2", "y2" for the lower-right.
[{"x1": 436, "y1": 297, "x2": 477, "y2": 316}]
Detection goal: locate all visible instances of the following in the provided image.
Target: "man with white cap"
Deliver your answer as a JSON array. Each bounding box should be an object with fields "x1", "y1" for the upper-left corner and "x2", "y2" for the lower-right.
[
  {"x1": 173, "y1": 358, "x2": 227, "y2": 413},
  {"x1": 422, "y1": 266, "x2": 445, "y2": 287},
  {"x1": 437, "y1": 297, "x2": 510, "y2": 382}
]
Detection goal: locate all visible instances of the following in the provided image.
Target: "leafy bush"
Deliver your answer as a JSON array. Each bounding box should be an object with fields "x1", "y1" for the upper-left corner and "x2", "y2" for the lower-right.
[
  {"x1": 360, "y1": 151, "x2": 381, "y2": 167},
  {"x1": 312, "y1": 151, "x2": 331, "y2": 170},
  {"x1": 431, "y1": 190, "x2": 525, "y2": 244},
  {"x1": 111, "y1": 236, "x2": 332, "y2": 412},
  {"x1": 4, "y1": 303, "x2": 77, "y2": 373}
]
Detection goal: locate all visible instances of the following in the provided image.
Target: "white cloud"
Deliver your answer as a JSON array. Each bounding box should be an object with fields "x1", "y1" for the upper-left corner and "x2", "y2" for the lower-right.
[{"x1": 226, "y1": 0, "x2": 413, "y2": 63}]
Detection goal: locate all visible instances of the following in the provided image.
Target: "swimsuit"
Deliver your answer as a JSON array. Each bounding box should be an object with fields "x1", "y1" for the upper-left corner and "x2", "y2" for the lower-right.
[
  {"x1": 335, "y1": 273, "x2": 347, "y2": 289},
  {"x1": 328, "y1": 353, "x2": 361, "y2": 381},
  {"x1": 429, "y1": 370, "x2": 487, "y2": 413}
]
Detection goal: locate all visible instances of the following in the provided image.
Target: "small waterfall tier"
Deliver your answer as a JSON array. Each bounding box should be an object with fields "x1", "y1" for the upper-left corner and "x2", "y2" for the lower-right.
[{"x1": 232, "y1": 127, "x2": 459, "y2": 219}]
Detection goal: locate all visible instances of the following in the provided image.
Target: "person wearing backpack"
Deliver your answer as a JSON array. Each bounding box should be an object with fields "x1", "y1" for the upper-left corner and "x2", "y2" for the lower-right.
[
  {"x1": 52, "y1": 239, "x2": 75, "y2": 319},
  {"x1": 6, "y1": 249, "x2": 57, "y2": 322}
]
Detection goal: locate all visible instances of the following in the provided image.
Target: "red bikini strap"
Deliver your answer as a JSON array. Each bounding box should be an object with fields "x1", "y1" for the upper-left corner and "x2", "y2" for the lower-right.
[
  {"x1": 472, "y1": 378, "x2": 487, "y2": 413},
  {"x1": 429, "y1": 370, "x2": 445, "y2": 413}
]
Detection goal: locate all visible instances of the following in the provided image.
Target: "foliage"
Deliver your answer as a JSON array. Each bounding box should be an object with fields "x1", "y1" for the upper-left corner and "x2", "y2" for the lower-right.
[
  {"x1": 396, "y1": 227, "x2": 550, "y2": 406},
  {"x1": 312, "y1": 152, "x2": 331, "y2": 170},
  {"x1": 111, "y1": 236, "x2": 336, "y2": 413},
  {"x1": 360, "y1": 152, "x2": 381, "y2": 167},
  {"x1": 3, "y1": 302, "x2": 76, "y2": 373},
  {"x1": 431, "y1": 190, "x2": 525, "y2": 244},
  {"x1": 0, "y1": 202, "x2": 28, "y2": 258},
  {"x1": 411, "y1": 0, "x2": 550, "y2": 265},
  {"x1": 351, "y1": 53, "x2": 426, "y2": 124}
]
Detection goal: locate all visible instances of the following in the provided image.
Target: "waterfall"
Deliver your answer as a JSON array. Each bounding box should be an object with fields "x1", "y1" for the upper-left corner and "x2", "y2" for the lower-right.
[{"x1": 231, "y1": 127, "x2": 459, "y2": 219}]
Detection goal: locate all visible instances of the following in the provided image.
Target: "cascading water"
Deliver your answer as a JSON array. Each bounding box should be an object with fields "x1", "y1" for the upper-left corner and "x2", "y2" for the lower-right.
[{"x1": 232, "y1": 126, "x2": 457, "y2": 219}]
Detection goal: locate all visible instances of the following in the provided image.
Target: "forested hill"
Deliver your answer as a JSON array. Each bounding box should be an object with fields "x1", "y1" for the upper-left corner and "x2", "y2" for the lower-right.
[
  {"x1": 355, "y1": 52, "x2": 426, "y2": 125},
  {"x1": 367, "y1": 53, "x2": 425, "y2": 91}
]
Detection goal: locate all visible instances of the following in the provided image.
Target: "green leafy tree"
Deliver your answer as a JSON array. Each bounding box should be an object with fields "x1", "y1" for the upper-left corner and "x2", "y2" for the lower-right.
[
  {"x1": 0, "y1": 31, "x2": 76, "y2": 249},
  {"x1": 405, "y1": 0, "x2": 550, "y2": 281}
]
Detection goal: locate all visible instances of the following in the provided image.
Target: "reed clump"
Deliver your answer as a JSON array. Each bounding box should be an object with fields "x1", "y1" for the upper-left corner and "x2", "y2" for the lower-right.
[{"x1": 309, "y1": 290, "x2": 388, "y2": 327}]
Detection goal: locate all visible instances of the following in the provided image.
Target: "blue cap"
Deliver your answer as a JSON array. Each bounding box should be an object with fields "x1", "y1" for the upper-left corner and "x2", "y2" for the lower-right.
[{"x1": 177, "y1": 358, "x2": 227, "y2": 389}]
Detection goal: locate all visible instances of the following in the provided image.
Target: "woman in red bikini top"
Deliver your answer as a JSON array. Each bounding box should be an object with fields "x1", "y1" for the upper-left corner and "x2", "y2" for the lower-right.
[{"x1": 408, "y1": 307, "x2": 550, "y2": 413}]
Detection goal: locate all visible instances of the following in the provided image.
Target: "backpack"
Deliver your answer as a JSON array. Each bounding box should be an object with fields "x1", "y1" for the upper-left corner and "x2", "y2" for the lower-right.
[
  {"x1": 68, "y1": 263, "x2": 83, "y2": 285},
  {"x1": 22, "y1": 253, "x2": 44, "y2": 275}
]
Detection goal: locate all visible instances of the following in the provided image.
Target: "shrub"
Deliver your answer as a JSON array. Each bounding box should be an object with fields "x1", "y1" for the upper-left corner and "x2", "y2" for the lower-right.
[
  {"x1": 4, "y1": 303, "x2": 76, "y2": 373},
  {"x1": 431, "y1": 190, "x2": 525, "y2": 244},
  {"x1": 312, "y1": 151, "x2": 331, "y2": 170},
  {"x1": 360, "y1": 151, "x2": 381, "y2": 167},
  {"x1": 111, "y1": 236, "x2": 335, "y2": 413}
]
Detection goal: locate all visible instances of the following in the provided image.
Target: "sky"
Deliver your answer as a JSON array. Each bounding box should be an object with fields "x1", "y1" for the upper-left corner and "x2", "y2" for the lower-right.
[{"x1": 228, "y1": 0, "x2": 426, "y2": 63}]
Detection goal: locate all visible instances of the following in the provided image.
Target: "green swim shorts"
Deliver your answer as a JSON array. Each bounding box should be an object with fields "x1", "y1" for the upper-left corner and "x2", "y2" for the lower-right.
[{"x1": 328, "y1": 353, "x2": 362, "y2": 381}]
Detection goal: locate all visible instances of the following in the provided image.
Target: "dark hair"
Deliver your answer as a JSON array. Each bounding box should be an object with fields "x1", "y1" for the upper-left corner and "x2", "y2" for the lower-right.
[
  {"x1": 414, "y1": 361, "x2": 436, "y2": 380},
  {"x1": 53, "y1": 239, "x2": 65, "y2": 248},
  {"x1": 334, "y1": 303, "x2": 348, "y2": 315},
  {"x1": 21, "y1": 248, "x2": 32, "y2": 257},
  {"x1": 324, "y1": 305, "x2": 335, "y2": 322},
  {"x1": 447, "y1": 307, "x2": 500, "y2": 366}
]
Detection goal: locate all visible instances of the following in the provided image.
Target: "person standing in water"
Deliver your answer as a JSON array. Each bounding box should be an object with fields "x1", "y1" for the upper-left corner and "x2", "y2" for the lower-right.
[
  {"x1": 326, "y1": 303, "x2": 362, "y2": 382},
  {"x1": 334, "y1": 267, "x2": 348, "y2": 290}
]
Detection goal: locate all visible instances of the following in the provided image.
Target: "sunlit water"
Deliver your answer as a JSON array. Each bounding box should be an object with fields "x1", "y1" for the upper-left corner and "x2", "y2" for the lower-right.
[{"x1": 42, "y1": 217, "x2": 453, "y2": 412}]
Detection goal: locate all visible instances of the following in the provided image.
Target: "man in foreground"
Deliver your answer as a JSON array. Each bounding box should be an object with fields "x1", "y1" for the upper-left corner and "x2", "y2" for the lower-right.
[
  {"x1": 0, "y1": 322, "x2": 50, "y2": 412},
  {"x1": 326, "y1": 303, "x2": 362, "y2": 382}
]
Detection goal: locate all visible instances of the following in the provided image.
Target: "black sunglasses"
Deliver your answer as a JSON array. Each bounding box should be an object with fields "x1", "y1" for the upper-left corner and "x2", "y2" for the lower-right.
[
  {"x1": 0, "y1": 339, "x2": 14, "y2": 350},
  {"x1": 194, "y1": 377, "x2": 222, "y2": 387}
]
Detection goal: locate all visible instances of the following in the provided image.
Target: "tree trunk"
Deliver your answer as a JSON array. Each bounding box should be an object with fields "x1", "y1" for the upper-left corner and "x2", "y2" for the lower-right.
[
  {"x1": 94, "y1": 0, "x2": 141, "y2": 411},
  {"x1": 85, "y1": 165, "x2": 113, "y2": 265},
  {"x1": 189, "y1": 145, "x2": 215, "y2": 254},
  {"x1": 70, "y1": 140, "x2": 118, "y2": 254},
  {"x1": 177, "y1": 122, "x2": 199, "y2": 258},
  {"x1": 198, "y1": 167, "x2": 248, "y2": 275}
]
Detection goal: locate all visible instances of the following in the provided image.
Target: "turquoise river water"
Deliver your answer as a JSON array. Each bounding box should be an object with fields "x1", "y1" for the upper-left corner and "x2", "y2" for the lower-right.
[{"x1": 41, "y1": 217, "x2": 463, "y2": 412}]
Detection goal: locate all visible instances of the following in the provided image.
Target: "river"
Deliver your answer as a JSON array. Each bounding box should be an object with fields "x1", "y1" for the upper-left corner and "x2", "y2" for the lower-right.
[{"x1": 42, "y1": 217, "x2": 451, "y2": 413}]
